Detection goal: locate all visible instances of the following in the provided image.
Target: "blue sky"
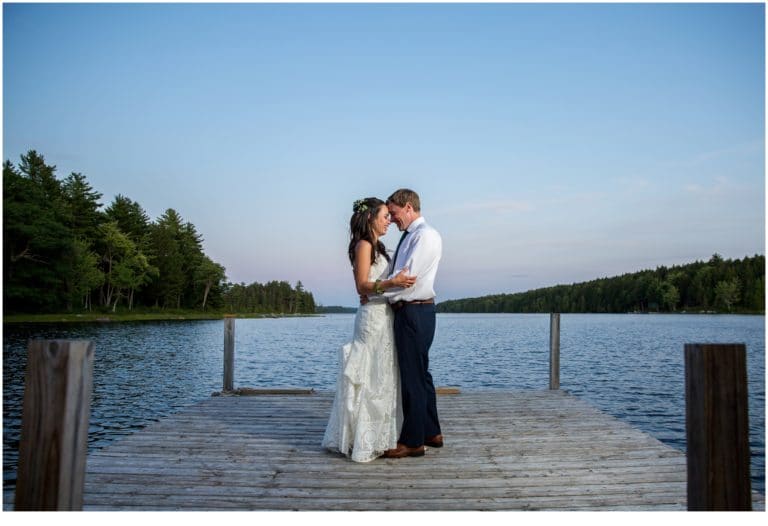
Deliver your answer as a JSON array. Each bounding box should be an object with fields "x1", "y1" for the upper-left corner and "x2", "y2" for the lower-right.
[{"x1": 3, "y1": 2, "x2": 765, "y2": 307}]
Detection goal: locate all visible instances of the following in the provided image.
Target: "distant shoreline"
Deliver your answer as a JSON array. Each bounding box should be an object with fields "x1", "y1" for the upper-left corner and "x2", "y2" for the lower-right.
[
  {"x1": 4, "y1": 309, "x2": 762, "y2": 324},
  {"x1": 2, "y1": 312, "x2": 321, "y2": 324},
  {"x1": 315, "y1": 306, "x2": 357, "y2": 314}
]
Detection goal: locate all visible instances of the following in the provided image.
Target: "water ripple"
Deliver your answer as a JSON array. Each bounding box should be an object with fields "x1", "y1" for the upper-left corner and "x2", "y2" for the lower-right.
[{"x1": 3, "y1": 313, "x2": 764, "y2": 495}]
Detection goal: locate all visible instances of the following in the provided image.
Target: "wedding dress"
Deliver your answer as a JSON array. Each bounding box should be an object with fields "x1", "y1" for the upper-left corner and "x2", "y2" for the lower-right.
[{"x1": 322, "y1": 254, "x2": 402, "y2": 462}]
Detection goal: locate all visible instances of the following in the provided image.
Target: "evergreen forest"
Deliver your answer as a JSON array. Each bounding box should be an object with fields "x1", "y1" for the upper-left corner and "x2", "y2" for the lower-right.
[
  {"x1": 437, "y1": 254, "x2": 764, "y2": 314},
  {"x1": 3, "y1": 150, "x2": 316, "y2": 315}
]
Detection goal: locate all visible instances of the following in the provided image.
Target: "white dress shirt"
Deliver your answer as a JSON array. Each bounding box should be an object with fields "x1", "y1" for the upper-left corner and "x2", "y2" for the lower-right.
[{"x1": 385, "y1": 216, "x2": 442, "y2": 303}]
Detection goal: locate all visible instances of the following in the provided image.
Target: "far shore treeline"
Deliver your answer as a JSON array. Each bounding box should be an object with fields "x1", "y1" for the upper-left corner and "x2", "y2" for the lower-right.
[
  {"x1": 5, "y1": 151, "x2": 763, "y2": 319},
  {"x1": 3, "y1": 150, "x2": 316, "y2": 316},
  {"x1": 437, "y1": 254, "x2": 764, "y2": 314}
]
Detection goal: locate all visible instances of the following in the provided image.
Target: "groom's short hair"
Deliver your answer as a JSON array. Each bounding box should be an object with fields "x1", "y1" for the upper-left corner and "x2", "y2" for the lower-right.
[{"x1": 387, "y1": 188, "x2": 421, "y2": 212}]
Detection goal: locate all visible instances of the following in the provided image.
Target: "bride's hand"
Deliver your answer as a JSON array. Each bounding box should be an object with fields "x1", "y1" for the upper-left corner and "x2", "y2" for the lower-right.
[{"x1": 392, "y1": 268, "x2": 416, "y2": 288}]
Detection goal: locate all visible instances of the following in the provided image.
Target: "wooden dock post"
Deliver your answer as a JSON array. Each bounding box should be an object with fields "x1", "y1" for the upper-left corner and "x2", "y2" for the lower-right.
[
  {"x1": 223, "y1": 316, "x2": 235, "y2": 392},
  {"x1": 549, "y1": 313, "x2": 560, "y2": 390},
  {"x1": 685, "y1": 343, "x2": 751, "y2": 510},
  {"x1": 15, "y1": 340, "x2": 95, "y2": 511}
]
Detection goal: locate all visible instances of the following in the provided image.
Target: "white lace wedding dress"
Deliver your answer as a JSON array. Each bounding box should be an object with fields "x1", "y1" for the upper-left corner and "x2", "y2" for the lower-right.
[{"x1": 322, "y1": 255, "x2": 402, "y2": 462}]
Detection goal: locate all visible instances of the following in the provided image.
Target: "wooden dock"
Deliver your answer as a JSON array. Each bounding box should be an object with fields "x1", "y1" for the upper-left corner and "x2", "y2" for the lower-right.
[{"x1": 75, "y1": 389, "x2": 767, "y2": 511}]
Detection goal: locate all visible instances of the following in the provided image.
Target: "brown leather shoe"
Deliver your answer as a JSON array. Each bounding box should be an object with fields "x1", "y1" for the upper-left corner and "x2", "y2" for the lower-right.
[
  {"x1": 383, "y1": 443, "x2": 425, "y2": 458},
  {"x1": 425, "y1": 434, "x2": 444, "y2": 448}
]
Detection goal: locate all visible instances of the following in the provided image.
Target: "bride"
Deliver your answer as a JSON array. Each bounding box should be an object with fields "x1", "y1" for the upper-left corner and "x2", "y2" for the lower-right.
[{"x1": 322, "y1": 197, "x2": 416, "y2": 462}]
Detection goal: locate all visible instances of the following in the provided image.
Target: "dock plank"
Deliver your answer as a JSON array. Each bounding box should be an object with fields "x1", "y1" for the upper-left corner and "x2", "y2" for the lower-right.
[{"x1": 41, "y1": 390, "x2": 768, "y2": 510}]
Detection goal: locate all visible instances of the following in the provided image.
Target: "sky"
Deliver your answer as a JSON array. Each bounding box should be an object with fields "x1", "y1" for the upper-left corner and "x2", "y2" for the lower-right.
[{"x1": 2, "y1": 2, "x2": 765, "y2": 307}]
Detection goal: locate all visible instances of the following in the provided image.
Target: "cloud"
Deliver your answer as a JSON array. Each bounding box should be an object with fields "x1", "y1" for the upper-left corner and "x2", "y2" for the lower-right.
[
  {"x1": 615, "y1": 176, "x2": 652, "y2": 192},
  {"x1": 665, "y1": 139, "x2": 763, "y2": 169},
  {"x1": 684, "y1": 176, "x2": 736, "y2": 196},
  {"x1": 433, "y1": 199, "x2": 535, "y2": 216},
  {"x1": 434, "y1": 189, "x2": 610, "y2": 219}
]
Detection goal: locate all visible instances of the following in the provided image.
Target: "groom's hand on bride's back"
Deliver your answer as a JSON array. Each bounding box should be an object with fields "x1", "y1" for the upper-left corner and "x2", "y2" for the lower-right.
[{"x1": 359, "y1": 294, "x2": 369, "y2": 305}]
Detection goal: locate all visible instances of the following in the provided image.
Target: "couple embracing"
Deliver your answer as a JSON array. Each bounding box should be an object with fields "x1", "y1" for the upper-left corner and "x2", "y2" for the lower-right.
[{"x1": 322, "y1": 188, "x2": 443, "y2": 462}]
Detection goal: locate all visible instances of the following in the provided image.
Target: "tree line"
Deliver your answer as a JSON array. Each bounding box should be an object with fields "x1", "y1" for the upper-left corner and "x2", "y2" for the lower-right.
[
  {"x1": 222, "y1": 280, "x2": 315, "y2": 314},
  {"x1": 437, "y1": 254, "x2": 765, "y2": 314},
  {"x1": 3, "y1": 150, "x2": 315, "y2": 315}
]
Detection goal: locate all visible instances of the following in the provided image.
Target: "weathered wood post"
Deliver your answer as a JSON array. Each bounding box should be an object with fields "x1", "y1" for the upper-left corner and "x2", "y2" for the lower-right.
[
  {"x1": 549, "y1": 313, "x2": 560, "y2": 390},
  {"x1": 223, "y1": 316, "x2": 235, "y2": 392},
  {"x1": 15, "y1": 340, "x2": 95, "y2": 511},
  {"x1": 685, "y1": 343, "x2": 751, "y2": 510}
]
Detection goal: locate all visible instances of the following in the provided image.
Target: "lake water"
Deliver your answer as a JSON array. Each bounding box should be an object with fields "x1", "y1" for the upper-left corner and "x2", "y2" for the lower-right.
[{"x1": 3, "y1": 313, "x2": 765, "y2": 496}]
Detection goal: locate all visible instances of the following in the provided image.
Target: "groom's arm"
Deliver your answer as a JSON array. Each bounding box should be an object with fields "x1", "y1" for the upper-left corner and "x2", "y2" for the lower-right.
[
  {"x1": 403, "y1": 228, "x2": 441, "y2": 283},
  {"x1": 385, "y1": 227, "x2": 441, "y2": 302}
]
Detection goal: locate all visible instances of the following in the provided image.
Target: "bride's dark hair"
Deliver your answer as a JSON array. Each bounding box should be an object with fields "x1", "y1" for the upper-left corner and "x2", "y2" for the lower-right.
[{"x1": 348, "y1": 197, "x2": 390, "y2": 266}]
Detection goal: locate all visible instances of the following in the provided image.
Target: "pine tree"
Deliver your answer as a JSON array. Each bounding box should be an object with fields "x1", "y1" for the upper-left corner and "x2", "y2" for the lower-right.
[{"x1": 3, "y1": 153, "x2": 72, "y2": 312}]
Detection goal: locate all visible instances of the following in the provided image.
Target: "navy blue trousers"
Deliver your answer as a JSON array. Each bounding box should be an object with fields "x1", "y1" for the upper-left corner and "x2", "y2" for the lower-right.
[{"x1": 394, "y1": 303, "x2": 441, "y2": 447}]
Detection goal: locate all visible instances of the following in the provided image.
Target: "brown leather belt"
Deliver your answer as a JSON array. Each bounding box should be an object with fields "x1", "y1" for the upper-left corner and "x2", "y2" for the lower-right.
[{"x1": 392, "y1": 299, "x2": 435, "y2": 311}]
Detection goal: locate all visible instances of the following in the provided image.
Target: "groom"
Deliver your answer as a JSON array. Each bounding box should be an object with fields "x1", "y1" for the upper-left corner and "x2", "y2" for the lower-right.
[{"x1": 383, "y1": 188, "x2": 443, "y2": 458}]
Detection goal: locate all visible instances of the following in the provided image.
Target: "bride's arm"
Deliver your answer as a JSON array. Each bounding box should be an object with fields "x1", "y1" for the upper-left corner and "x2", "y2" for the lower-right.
[{"x1": 354, "y1": 241, "x2": 415, "y2": 296}]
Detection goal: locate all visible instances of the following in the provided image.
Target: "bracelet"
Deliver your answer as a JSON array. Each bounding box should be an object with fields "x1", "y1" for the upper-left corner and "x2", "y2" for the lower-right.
[{"x1": 374, "y1": 280, "x2": 384, "y2": 294}]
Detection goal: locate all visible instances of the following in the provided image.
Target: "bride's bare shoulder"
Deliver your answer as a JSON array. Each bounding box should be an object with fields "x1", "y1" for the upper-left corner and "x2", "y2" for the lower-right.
[{"x1": 354, "y1": 239, "x2": 373, "y2": 253}]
